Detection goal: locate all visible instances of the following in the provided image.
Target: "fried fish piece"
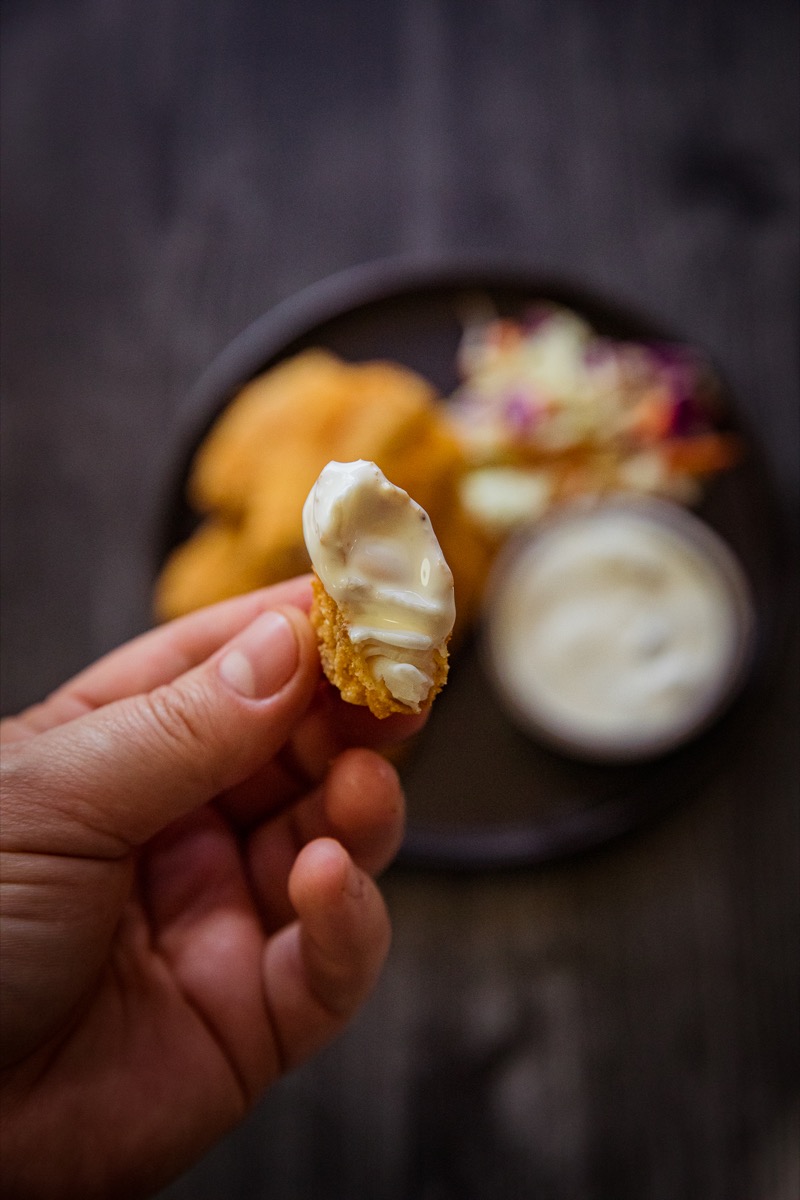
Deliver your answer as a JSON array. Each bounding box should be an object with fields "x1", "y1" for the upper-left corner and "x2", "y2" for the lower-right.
[{"x1": 303, "y1": 461, "x2": 455, "y2": 717}]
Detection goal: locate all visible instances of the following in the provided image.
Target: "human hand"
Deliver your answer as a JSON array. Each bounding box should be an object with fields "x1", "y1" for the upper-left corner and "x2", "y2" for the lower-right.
[{"x1": 0, "y1": 578, "x2": 424, "y2": 1199}]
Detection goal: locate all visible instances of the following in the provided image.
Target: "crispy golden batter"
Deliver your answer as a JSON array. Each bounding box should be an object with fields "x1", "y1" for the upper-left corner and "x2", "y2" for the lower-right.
[
  {"x1": 309, "y1": 575, "x2": 450, "y2": 718},
  {"x1": 190, "y1": 351, "x2": 349, "y2": 515},
  {"x1": 190, "y1": 351, "x2": 437, "y2": 516},
  {"x1": 157, "y1": 350, "x2": 494, "y2": 631},
  {"x1": 154, "y1": 520, "x2": 270, "y2": 620}
]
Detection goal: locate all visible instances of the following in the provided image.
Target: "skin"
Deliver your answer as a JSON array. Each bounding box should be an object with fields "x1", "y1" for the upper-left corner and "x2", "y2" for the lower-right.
[{"x1": 0, "y1": 577, "x2": 425, "y2": 1199}]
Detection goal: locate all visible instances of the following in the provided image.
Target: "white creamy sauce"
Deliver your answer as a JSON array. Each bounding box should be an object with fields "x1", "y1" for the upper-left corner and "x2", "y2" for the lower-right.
[
  {"x1": 303, "y1": 460, "x2": 455, "y2": 709},
  {"x1": 487, "y1": 506, "x2": 749, "y2": 756}
]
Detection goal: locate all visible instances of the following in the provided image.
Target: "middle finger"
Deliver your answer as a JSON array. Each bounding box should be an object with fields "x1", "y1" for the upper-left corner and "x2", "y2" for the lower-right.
[
  {"x1": 216, "y1": 680, "x2": 427, "y2": 830},
  {"x1": 244, "y1": 746, "x2": 406, "y2": 932}
]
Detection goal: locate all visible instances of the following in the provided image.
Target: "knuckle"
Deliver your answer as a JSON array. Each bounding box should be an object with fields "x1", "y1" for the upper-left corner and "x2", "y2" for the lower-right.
[{"x1": 139, "y1": 681, "x2": 222, "y2": 785}]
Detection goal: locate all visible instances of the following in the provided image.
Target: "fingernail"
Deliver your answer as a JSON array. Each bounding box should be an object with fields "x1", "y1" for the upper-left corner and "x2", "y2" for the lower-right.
[{"x1": 218, "y1": 611, "x2": 299, "y2": 700}]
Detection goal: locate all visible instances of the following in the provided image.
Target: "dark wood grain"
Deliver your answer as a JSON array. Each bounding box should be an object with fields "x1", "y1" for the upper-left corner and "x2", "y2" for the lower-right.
[{"x1": 1, "y1": 1, "x2": 798, "y2": 1197}]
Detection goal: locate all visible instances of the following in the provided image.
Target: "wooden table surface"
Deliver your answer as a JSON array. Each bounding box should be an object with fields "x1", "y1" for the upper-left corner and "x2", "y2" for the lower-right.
[{"x1": 1, "y1": 2, "x2": 798, "y2": 1197}]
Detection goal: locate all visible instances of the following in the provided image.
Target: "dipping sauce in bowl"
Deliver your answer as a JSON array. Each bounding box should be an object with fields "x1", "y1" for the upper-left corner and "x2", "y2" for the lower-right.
[{"x1": 483, "y1": 498, "x2": 755, "y2": 761}]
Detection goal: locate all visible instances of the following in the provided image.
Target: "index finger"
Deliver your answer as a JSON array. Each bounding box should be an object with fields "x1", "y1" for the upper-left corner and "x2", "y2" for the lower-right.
[{"x1": 5, "y1": 578, "x2": 314, "y2": 739}]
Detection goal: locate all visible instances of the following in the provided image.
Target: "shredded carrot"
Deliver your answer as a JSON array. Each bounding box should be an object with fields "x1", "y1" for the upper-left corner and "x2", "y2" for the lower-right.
[{"x1": 662, "y1": 434, "x2": 743, "y2": 475}]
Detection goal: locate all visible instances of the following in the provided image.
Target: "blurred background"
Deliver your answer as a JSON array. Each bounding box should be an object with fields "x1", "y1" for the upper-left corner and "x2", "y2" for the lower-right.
[{"x1": 1, "y1": 2, "x2": 798, "y2": 1198}]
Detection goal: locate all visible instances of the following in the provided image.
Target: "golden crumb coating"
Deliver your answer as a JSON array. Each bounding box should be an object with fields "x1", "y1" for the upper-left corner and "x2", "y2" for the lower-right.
[
  {"x1": 154, "y1": 520, "x2": 271, "y2": 621},
  {"x1": 190, "y1": 350, "x2": 348, "y2": 515},
  {"x1": 189, "y1": 350, "x2": 438, "y2": 517},
  {"x1": 309, "y1": 575, "x2": 449, "y2": 718}
]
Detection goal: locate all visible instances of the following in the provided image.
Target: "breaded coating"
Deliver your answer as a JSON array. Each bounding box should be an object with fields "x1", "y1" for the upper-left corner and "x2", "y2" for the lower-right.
[
  {"x1": 310, "y1": 575, "x2": 450, "y2": 718},
  {"x1": 154, "y1": 520, "x2": 270, "y2": 620},
  {"x1": 190, "y1": 351, "x2": 348, "y2": 514}
]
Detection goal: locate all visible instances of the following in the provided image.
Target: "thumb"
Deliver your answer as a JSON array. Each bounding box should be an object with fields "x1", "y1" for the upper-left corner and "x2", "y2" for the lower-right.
[{"x1": 1, "y1": 608, "x2": 320, "y2": 856}]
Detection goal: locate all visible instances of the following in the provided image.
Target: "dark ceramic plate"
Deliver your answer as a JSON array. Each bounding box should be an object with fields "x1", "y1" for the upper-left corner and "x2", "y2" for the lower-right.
[{"x1": 154, "y1": 258, "x2": 785, "y2": 869}]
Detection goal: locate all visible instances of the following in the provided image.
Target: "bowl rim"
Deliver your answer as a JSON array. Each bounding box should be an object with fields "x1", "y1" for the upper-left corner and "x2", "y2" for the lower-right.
[{"x1": 481, "y1": 494, "x2": 758, "y2": 764}]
